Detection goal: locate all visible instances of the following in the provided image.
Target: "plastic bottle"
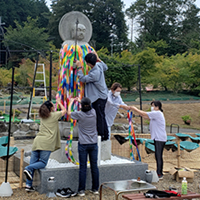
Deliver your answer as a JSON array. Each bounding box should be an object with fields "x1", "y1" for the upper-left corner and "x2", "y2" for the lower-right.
[{"x1": 181, "y1": 177, "x2": 187, "y2": 195}]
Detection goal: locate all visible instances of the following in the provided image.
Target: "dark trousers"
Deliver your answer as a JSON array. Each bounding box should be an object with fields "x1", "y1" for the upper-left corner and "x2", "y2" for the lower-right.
[
  {"x1": 92, "y1": 98, "x2": 108, "y2": 141},
  {"x1": 78, "y1": 143, "x2": 99, "y2": 191},
  {"x1": 154, "y1": 140, "x2": 165, "y2": 176}
]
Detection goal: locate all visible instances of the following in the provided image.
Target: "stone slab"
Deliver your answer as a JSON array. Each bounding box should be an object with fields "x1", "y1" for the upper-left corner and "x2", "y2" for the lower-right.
[
  {"x1": 13, "y1": 154, "x2": 148, "y2": 194},
  {"x1": 50, "y1": 139, "x2": 111, "y2": 163}
]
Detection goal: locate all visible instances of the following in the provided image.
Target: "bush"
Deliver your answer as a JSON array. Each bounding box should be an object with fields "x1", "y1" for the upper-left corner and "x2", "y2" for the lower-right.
[{"x1": 181, "y1": 115, "x2": 192, "y2": 122}]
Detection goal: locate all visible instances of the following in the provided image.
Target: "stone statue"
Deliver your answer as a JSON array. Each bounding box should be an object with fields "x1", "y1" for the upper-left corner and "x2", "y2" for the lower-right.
[{"x1": 59, "y1": 11, "x2": 92, "y2": 46}]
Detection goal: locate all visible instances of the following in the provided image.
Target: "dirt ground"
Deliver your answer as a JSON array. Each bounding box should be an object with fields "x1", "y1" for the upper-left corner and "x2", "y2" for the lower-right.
[
  {"x1": 2, "y1": 101, "x2": 200, "y2": 199},
  {"x1": 2, "y1": 171, "x2": 200, "y2": 200}
]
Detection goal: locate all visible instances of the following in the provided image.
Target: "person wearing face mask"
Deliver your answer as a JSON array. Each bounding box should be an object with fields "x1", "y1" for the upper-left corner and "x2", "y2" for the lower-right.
[
  {"x1": 105, "y1": 82, "x2": 127, "y2": 139},
  {"x1": 120, "y1": 101, "x2": 167, "y2": 180}
]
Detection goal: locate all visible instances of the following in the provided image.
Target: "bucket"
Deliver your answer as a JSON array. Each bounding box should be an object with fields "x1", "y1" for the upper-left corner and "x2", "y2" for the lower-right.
[{"x1": 145, "y1": 170, "x2": 153, "y2": 183}]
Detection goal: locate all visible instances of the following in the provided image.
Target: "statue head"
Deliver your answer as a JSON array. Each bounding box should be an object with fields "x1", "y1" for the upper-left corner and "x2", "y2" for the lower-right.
[
  {"x1": 59, "y1": 11, "x2": 92, "y2": 44},
  {"x1": 71, "y1": 23, "x2": 86, "y2": 41}
]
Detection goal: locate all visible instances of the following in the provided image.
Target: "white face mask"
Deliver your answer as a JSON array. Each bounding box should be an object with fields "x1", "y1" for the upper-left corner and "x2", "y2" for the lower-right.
[
  {"x1": 114, "y1": 91, "x2": 120, "y2": 97},
  {"x1": 151, "y1": 107, "x2": 154, "y2": 111}
]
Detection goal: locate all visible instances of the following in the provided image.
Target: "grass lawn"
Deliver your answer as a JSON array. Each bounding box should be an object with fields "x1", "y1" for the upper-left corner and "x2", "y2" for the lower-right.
[{"x1": 117, "y1": 102, "x2": 200, "y2": 130}]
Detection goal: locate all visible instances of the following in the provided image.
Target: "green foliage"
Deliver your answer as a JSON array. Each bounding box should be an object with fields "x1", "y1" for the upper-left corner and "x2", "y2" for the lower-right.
[
  {"x1": 0, "y1": 110, "x2": 3, "y2": 116},
  {"x1": 12, "y1": 109, "x2": 21, "y2": 117},
  {"x1": 134, "y1": 47, "x2": 162, "y2": 86},
  {"x1": 0, "y1": 0, "x2": 50, "y2": 29},
  {"x1": 49, "y1": 0, "x2": 128, "y2": 52},
  {"x1": 3, "y1": 17, "x2": 51, "y2": 66},
  {"x1": 15, "y1": 63, "x2": 30, "y2": 86},
  {"x1": 0, "y1": 68, "x2": 12, "y2": 86},
  {"x1": 126, "y1": 0, "x2": 200, "y2": 56},
  {"x1": 98, "y1": 48, "x2": 137, "y2": 90},
  {"x1": 181, "y1": 115, "x2": 192, "y2": 122}
]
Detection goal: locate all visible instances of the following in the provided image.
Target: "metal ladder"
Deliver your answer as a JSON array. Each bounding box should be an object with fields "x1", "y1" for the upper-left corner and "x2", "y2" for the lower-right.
[{"x1": 29, "y1": 63, "x2": 47, "y2": 117}]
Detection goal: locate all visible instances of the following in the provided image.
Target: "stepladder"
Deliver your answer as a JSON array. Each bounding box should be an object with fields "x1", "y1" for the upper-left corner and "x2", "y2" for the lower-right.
[{"x1": 29, "y1": 63, "x2": 47, "y2": 118}]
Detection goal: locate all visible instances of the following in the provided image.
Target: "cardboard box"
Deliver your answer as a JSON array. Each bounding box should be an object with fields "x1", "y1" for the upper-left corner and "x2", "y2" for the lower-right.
[{"x1": 169, "y1": 167, "x2": 194, "y2": 183}]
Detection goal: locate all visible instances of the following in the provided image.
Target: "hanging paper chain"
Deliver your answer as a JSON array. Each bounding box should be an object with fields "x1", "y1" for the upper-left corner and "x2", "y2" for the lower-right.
[
  {"x1": 128, "y1": 111, "x2": 135, "y2": 160},
  {"x1": 56, "y1": 44, "x2": 94, "y2": 165},
  {"x1": 127, "y1": 110, "x2": 141, "y2": 161}
]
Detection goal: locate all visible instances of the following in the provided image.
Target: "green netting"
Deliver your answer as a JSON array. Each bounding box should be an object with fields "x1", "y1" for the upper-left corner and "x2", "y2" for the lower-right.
[{"x1": 0, "y1": 114, "x2": 21, "y2": 122}]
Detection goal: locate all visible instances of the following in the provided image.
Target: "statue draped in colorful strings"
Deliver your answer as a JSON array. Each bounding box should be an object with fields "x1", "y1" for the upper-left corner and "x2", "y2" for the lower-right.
[{"x1": 56, "y1": 11, "x2": 94, "y2": 164}]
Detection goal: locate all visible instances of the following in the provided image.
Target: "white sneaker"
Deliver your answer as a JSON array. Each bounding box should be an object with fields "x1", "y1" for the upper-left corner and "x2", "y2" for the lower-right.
[
  {"x1": 78, "y1": 190, "x2": 85, "y2": 197},
  {"x1": 89, "y1": 189, "x2": 99, "y2": 195}
]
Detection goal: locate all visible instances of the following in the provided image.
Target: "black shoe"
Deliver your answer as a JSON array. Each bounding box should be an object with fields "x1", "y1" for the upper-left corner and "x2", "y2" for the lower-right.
[
  {"x1": 24, "y1": 170, "x2": 32, "y2": 180},
  {"x1": 56, "y1": 189, "x2": 71, "y2": 198},
  {"x1": 25, "y1": 186, "x2": 35, "y2": 192},
  {"x1": 64, "y1": 188, "x2": 77, "y2": 197}
]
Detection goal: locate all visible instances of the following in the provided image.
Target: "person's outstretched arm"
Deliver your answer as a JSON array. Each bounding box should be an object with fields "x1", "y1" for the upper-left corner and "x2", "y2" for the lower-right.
[
  {"x1": 56, "y1": 96, "x2": 67, "y2": 116},
  {"x1": 129, "y1": 106, "x2": 149, "y2": 119},
  {"x1": 120, "y1": 105, "x2": 149, "y2": 119}
]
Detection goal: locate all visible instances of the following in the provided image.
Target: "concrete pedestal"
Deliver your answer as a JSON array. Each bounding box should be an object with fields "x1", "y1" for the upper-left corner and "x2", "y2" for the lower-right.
[
  {"x1": 13, "y1": 154, "x2": 148, "y2": 194},
  {"x1": 50, "y1": 139, "x2": 111, "y2": 162}
]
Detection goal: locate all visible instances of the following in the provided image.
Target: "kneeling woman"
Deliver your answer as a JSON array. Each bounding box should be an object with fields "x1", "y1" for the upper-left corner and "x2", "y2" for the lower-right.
[{"x1": 23, "y1": 96, "x2": 66, "y2": 191}]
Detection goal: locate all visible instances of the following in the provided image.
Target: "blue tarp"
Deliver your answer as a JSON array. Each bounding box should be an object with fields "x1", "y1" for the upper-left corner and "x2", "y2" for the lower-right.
[
  {"x1": 145, "y1": 142, "x2": 155, "y2": 154},
  {"x1": 0, "y1": 146, "x2": 18, "y2": 159},
  {"x1": 174, "y1": 141, "x2": 199, "y2": 152},
  {"x1": 195, "y1": 133, "x2": 200, "y2": 137},
  {"x1": 0, "y1": 136, "x2": 8, "y2": 146},
  {"x1": 167, "y1": 136, "x2": 176, "y2": 141},
  {"x1": 176, "y1": 133, "x2": 191, "y2": 141},
  {"x1": 189, "y1": 136, "x2": 200, "y2": 143}
]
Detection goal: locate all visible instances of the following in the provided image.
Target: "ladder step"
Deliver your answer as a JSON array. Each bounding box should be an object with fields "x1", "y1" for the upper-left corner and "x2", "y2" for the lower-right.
[
  {"x1": 36, "y1": 72, "x2": 44, "y2": 74},
  {"x1": 35, "y1": 80, "x2": 45, "y2": 82},
  {"x1": 32, "y1": 96, "x2": 45, "y2": 98},
  {"x1": 34, "y1": 88, "x2": 46, "y2": 90}
]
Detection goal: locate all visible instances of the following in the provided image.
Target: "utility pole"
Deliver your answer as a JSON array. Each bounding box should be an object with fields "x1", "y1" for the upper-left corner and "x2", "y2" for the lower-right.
[{"x1": 0, "y1": 16, "x2": 5, "y2": 65}]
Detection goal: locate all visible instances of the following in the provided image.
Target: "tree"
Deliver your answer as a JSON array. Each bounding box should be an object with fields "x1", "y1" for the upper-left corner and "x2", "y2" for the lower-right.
[
  {"x1": 177, "y1": 3, "x2": 200, "y2": 52},
  {"x1": 48, "y1": 0, "x2": 128, "y2": 52},
  {"x1": 97, "y1": 48, "x2": 137, "y2": 90},
  {"x1": 3, "y1": 17, "x2": 51, "y2": 67},
  {"x1": 126, "y1": 0, "x2": 200, "y2": 56},
  {"x1": 0, "y1": 0, "x2": 50, "y2": 29},
  {"x1": 91, "y1": 0, "x2": 128, "y2": 51}
]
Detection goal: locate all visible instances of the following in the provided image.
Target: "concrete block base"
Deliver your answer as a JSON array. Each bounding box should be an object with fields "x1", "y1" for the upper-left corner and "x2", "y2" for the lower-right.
[{"x1": 14, "y1": 154, "x2": 148, "y2": 194}]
